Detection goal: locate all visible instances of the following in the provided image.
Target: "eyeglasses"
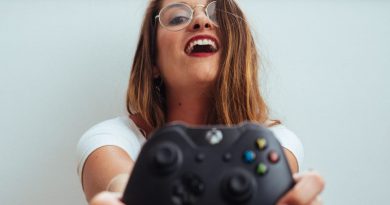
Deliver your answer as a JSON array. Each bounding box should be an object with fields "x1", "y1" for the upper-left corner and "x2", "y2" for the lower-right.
[{"x1": 155, "y1": 1, "x2": 218, "y2": 31}]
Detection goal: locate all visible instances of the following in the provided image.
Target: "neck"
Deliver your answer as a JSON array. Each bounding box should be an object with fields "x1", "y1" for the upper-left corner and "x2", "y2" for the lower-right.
[{"x1": 165, "y1": 86, "x2": 213, "y2": 125}]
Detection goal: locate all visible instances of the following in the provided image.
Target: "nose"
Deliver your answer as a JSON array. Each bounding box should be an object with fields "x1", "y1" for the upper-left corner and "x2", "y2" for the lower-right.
[{"x1": 188, "y1": 9, "x2": 214, "y2": 31}]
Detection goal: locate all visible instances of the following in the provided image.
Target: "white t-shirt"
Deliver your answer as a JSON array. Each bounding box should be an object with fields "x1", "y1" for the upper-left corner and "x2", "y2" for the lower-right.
[{"x1": 76, "y1": 116, "x2": 304, "y2": 180}]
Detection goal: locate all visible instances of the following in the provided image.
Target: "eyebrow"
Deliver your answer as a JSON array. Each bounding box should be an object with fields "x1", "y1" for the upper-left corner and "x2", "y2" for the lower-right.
[{"x1": 173, "y1": 1, "x2": 211, "y2": 7}]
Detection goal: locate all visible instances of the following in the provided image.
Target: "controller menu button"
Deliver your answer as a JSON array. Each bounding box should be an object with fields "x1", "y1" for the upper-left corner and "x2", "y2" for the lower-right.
[
  {"x1": 223, "y1": 153, "x2": 232, "y2": 162},
  {"x1": 256, "y1": 163, "x2": 268, "y2": 176},
  {"x1": 242, "y1": 150, "x2": 256, "y2": 163},
  {"x1": 256, "y1": 138, "x2": 267, "y2": 150},
  {"x1": 268, "y1": 150, "x2": 280, "y2": 164},
  {"x1": 195, "y1": 153, "x2": 205, "y2": 163}
]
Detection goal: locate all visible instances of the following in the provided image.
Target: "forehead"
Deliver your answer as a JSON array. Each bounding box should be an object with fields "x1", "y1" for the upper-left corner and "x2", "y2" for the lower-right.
[{"x1": 160, "y1": 0, "x2": 210, "y2": 8}]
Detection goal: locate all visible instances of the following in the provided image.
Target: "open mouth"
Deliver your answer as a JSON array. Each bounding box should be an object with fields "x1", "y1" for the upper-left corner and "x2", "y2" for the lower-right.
[{"x1": 185, "y1": 35, "x2": 219, "y2": 57}]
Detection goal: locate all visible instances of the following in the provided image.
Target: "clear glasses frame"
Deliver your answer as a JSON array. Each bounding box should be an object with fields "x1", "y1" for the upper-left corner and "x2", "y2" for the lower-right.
[{"x1": 155, "y1": 1, "x2": 218, "y2": 31}]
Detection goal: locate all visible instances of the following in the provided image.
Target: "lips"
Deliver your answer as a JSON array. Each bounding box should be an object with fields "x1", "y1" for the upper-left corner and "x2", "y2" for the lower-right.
[{"x1": 184, "y1": 35, "x2": 219, "y2": 56}]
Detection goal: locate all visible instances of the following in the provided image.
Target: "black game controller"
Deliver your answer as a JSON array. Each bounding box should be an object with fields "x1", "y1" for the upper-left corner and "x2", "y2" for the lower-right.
[{"x1": 122, "y1": 122, "x2": 294, "y2": 205}]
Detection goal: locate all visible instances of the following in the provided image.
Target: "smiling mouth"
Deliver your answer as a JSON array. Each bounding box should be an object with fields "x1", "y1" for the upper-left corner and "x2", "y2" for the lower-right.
[{"x1": 185, "y1": 36, "x2": 219, "y2": 57}]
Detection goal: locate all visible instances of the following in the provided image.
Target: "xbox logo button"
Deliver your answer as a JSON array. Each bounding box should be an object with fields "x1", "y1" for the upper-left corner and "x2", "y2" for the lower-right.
[{"x1": 205, "y1": 128, "x2": 223, "y2": 145}]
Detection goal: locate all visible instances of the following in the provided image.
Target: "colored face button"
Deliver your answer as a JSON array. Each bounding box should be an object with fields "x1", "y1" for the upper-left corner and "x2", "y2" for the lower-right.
[
  {"x1": 256, "y1": 138, "x2": 267, "y2": 150},
  {"x1": 268, "y1": 151, "x2": 280, "y2": 164},
  {"x1": 256, "y1": 163, "x2": 268, "y2": 176},
  {"x1": 242, "y1": 150, "x2": 256, "y2": 164}
]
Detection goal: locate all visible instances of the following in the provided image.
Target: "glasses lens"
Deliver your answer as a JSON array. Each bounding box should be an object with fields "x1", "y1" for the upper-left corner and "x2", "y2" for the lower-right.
[
  {"x1": 206, "y1": 1, "x2": 218, "y2": 25},
  {"x1": 160, "y1": 3, "x2": 192, "y2": 31}
]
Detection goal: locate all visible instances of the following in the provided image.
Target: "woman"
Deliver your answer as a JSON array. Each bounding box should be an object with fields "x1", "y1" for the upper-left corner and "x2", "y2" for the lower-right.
[{"x1": 77, "y1": 0, "x2": 325, "y2": 204}]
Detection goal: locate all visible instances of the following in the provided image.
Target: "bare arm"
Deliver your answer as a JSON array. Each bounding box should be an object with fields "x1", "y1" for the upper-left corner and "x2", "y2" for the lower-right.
[
  {"x1": 82, "y1": 145, "x2": 134, "y2": 202},
  {"x1": 284, "y1": 148, "x2": 299, "y2": 173}
]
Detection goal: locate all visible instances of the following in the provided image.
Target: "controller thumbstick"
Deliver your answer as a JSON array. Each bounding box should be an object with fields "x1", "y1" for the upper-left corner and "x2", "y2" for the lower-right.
[
  {"x1": 153, "y1": 143, "x2": 181, "y2": 175},
  {"x1": 221, "y1": 171, "x2": 254, "y2": 203},
  {"x1": 227, "y1": 175, "x2": 250, "y2": 196},
  {"x1": 155, "y1": 146, "x2": 177, "y2": 167}
]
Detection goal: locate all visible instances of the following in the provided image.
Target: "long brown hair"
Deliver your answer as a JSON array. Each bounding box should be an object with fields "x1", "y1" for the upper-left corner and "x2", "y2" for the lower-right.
[{"x1": 127, "y1": 0, "x2": 278, "y2": 130}]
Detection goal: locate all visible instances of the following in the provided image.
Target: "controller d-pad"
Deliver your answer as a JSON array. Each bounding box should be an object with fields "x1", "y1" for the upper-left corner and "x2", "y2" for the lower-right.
[
  {"x1": 171, "y1": 173, "x2": 204, "y2": 205},
  {"x1": 172, "y1": 183, "x2": 195, "y2": 205},
  {"x1": 182, "y1": 173, "x2": 205, "y2": 196}
]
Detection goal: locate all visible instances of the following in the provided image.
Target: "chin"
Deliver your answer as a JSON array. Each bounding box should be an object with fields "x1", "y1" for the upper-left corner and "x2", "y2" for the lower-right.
[{"x1": 189, "y1": 66, "x2": 219, "y2": 84}]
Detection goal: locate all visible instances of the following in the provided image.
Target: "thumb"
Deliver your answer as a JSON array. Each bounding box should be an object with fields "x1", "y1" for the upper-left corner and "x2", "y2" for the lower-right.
[{"x1": 90, "y1": 191, "x2": 124, "y2": 205}]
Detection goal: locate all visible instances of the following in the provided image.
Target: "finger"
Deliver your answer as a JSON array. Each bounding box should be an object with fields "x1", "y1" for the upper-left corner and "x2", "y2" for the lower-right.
[
  {"x1": 90, "y1": 191, "x2": 124, "y2": 205},
  {"x1": 277, "y1": 171, "x2": 325, "y2": 205},
  {"x1": 308, "y1": 196, "x2": 323, "y2": 205}
]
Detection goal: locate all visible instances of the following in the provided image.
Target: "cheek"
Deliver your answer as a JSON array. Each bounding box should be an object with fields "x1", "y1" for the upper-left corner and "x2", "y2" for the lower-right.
[
  {"x1": 156, "y1": 31, "x2": 186, "y2": 81},
  {"x1": 157, "y1": 32, "x2": 181, "y2": 61}
]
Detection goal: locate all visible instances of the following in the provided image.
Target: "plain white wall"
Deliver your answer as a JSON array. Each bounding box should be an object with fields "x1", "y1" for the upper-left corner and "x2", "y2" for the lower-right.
[{"x1": 1, "y1": 0, "x2": 389, "y2": 204}]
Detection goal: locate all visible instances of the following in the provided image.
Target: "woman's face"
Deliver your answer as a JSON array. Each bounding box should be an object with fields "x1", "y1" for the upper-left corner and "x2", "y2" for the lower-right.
[{"x1": 155, "y1": 0, "x2": 221, "y2": 92}]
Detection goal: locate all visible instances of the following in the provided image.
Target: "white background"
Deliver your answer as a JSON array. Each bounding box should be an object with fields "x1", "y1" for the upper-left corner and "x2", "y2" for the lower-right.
[{"x1": 1, "y1": 0, "x2": 389, "y2": 204}]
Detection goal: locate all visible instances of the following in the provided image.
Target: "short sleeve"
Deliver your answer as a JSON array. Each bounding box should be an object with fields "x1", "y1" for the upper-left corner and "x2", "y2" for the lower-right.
[
  {"x1": 76, "y1": 116, "x2": 146, "y2": 181},
  {"x1": 268, "y1": 124, "x2": 304, "y2": 169}
]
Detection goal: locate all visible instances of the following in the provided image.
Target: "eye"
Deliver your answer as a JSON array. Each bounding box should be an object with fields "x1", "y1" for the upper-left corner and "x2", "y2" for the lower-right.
[{"x1": 168, "y1": 16, "x2": 190, "y2": 25}]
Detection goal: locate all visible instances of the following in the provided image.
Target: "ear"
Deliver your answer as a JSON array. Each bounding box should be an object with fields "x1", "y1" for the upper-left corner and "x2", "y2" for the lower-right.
[{"x1": 152, "y1": 66, "x2": 160, "y2": 78}]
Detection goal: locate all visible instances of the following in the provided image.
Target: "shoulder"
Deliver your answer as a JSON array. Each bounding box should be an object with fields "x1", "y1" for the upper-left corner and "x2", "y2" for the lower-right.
[
  {"x1": 81, "y1": 116, "x2": 141, "y2": 137},
  {"x1": 78, "y1": 116, "x2": 146, "y2": 149},
  {"x1": 76, "y1": 116, "x2": 146, "y2": 177},
  {"x1": 268, "y1": 124, "x2": 305, "y2": 169}
]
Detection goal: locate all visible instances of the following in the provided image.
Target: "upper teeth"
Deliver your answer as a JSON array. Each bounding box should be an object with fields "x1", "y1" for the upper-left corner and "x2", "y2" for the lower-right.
[{"x1": 186, "y1": 39, "x2": 218, "y2": 54}]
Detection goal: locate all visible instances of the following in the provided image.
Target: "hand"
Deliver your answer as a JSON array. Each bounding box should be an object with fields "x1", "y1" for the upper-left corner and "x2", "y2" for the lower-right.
[
  {"x1": 277, "y1": 171, "x2": 325, "y2": 205},
  {"x1": 90, "y1": 192, "x2": 124, "y2": 205}
]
